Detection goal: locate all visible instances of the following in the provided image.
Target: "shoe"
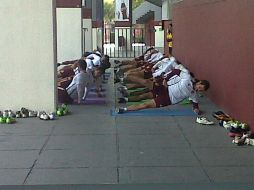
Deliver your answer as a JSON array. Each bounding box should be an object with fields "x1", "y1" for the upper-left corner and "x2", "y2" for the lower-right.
[
  {"x1": 0, "y1": 111, "x2": 2, "y2": 117},
  {"x1": 114, "y1": 60, "x2": 121, "y2": 64},
  {"x1": 48, "y1": 113, "x2": 55, "y2": 120},
  {"x1": 119, "y1": 88, "x2": 128, "y2": 97},
  {"x1": 15, "y1": 111, "x2": 21, "y2": 118},
  {"x1": 21, "y1": 108, "x2": 29, "y2": 118},
  {"x1": 245, "y1": 138, "x2": 254, "y2": 146},
  {"x1": 8, "y1": 110, "x2": 15, "y2": 118},
  {"x1": 117, "y1": 86, "x2": 127, "y2": 91},
  {"x1": 3, "y1": 110, "x2": 8, "y2": 118},
  {"x1": 116, "y1": 107, "x2": 126, "y2": 114},
  {"x1": 5, "y1": 117, "x2": 16, "y2": 124},
  {"x1": 39, "y1": 112, "x2": 49, "y2": 120},
  {"x1": 114, "y1": 78, "x2": 120, "y2": 84},
  {"x1": 28, "y1": 110, "x2": 37, "y2": 117},
  {"x1": 212, "y1": 111, "x2": 232, "y2": 121},
  {"x1": 0, "y1": 117, "x2": 6, "y2": 124},
  {"x1": 118, "y1": 98, "x2": 127, "y2": 104},
  {"x1": 196, "y1": 117, "x2": 214, "y2": 125},
  {"x1": 232, "y1": 136, "x2": 245, "y2": 146}
]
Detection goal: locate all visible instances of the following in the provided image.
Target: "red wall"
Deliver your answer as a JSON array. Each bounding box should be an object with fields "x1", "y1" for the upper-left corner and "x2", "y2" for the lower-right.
[{"x1": 173, "y1": 0, "x2": 254, "y2": 131}]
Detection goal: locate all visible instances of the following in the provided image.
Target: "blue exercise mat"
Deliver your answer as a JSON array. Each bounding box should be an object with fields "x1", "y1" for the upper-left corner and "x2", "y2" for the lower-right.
[{"x1": 110, "y1": 109, "x2": 196, "y2": 116}]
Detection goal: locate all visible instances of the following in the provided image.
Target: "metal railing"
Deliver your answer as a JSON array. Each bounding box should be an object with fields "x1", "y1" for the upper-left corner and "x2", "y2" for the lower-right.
[{"x1": 104, "y1": 27, "x2": 149, "y2": 58}]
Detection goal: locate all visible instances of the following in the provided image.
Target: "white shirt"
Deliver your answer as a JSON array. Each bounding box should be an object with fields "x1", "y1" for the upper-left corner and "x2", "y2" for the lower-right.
[
  {"x1": 167, "y1": 71, "x2": 198, "y2": 104},
  {"x1": 66, "y1": 71, "x2": 92, "y2": 101},
  {"x1": 152, "y1": 57, "x2": 177, "y2": 78},
  {"x1": 147, "y1": 52, "x2": 164, "y2": 63},
  {"x1": 86, "y1": 53, "x2": 101, "y2": 67}
]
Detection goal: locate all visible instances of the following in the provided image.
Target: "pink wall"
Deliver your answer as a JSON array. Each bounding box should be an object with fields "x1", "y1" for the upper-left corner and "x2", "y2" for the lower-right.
[{"x1": 173, "y1": 0, "x2": 254, "y2": 131}]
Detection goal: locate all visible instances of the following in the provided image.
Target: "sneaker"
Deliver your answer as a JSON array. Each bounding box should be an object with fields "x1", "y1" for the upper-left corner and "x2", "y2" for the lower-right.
[
  {"x1": 118, "y1": 98, "x2": 127, "y2": 104},
  {"x1": 15, "y1": 111, "x2": 21, "y2": 118},
  {"x1": 28, "y1": 110, "x2": 37, "y2": 117},
  {"x1": 245, "y1": 138, "x2": 254, "y2": 146},
  {"x1": 196, "y1": 117, "x2": 214, "y2": 125},
  {"x1": 119, "y1": 89, "x2": 128, "y2": 97},
  {"x1": 114, "y1": 60, "x2": 121, "y2": 64},
  {"x1": 5, "y1": 117, "x2": 16, "y2": 124},
  {"x1": 232, "y1": 136, "x2": 245, "y2": 146},
  {"x1": 3, "y1": 110, "x2": 8, "y2": 118},
  {"x1": 21, "y1": 108, "x2": 29, "y2": 118},
  {"x1": 116, "y1": 107, "x2": 126, "y2": 114},
  {"x1": 117, "y1": 86, "x2": 127, "y2": 91},
  {"x1": 48, "y1": 113, "x2": 55, "y2": 120},
  {"x1": 8, "y1": 110, "x2": 15, "y2": 118}
]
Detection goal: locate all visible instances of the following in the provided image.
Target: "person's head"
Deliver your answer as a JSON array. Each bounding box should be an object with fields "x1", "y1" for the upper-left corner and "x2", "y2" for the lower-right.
[
  {"x1": 194, "y1": 80, "x2": 210, "y2": 92},
  {"x1": 78, "y1": 59, "x2": 87, "y2": 71},
  {"x1": 101, "y1": 55, "x2": 111, "y2": 70}
]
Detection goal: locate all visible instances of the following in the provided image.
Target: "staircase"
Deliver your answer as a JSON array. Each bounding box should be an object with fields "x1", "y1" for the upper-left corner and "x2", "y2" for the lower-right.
[{"x1": 132, "y1": 1, "x2": 162, "y2": 24}]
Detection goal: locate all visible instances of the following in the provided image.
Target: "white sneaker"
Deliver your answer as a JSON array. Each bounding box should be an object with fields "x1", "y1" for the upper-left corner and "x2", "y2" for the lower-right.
[
  {"x1": 196, "y1": 117, "x2": 214, "y2": 125},
  {"x1": 245, "y1": 138, "x2": 254, "y2": 146}
]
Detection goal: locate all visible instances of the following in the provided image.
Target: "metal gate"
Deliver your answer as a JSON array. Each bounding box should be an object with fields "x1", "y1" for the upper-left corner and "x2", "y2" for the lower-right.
[{"x1": 104, "y1": 27, "x2": 149, "y2": 58}]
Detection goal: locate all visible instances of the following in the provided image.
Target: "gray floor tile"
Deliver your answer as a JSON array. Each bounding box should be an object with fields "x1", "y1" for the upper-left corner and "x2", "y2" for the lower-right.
[
  {"x1": 205, "y1": 166, "x2": 254, "y2": 182},
  {"x1": 26, "y1": 168, "x2": 117, "y2": 184},
  {"x1": 0, "y1": 135, "x2": 48, "y2": 150},
  {"x1": 194, "y1": 147, "x2": 254, "y2": 166},
  {"x1": 36, "y1": 149, "x2": 117, "y2": 168},
  {"x1": 119, "y1": 167, "x2": 209, "y2": 183},
  {"x1": 0, "y1": 150, "x2": 38, "y2": 168},
  {"x1": 52, "y1": 124, "x2": 115, "y2": 135},
  {"x1": 0, "y1": 169, "x2": 29, "y2": 185},
  {"x1": 118, "y1": 134, "x2": 189, "y2": 148},
  {"x1": 119, "y1": 148, "x2": 200, "y2": 167},
  {"x1": 0, "y1": 120, "x2": 53, "y2": 136},
  {"x1": 46, "y1": 135, "x2": 116, "y2": 150}
]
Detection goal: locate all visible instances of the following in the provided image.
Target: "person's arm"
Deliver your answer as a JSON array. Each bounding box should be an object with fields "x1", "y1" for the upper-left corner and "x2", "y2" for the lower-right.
[
  {"x1": 77, "y1": 84, "x2": 84, "y2": 104},
  {"x1": 164, "y1": 69, "x2": 181, "y2": 81}
]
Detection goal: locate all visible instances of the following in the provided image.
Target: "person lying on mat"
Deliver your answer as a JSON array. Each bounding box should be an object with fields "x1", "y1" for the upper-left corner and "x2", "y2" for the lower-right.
[
  {"x1": 116, "y1": 69, "x2": 210, "y2": 115},
  {"x1": 115, "y1": 49, "x2": 164, "y2": 74}
]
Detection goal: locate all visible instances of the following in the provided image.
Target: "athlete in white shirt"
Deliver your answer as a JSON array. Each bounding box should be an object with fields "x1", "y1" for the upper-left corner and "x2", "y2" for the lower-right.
[{"x1": 116, "y1": 69, "x2": 210, "y2": 115}]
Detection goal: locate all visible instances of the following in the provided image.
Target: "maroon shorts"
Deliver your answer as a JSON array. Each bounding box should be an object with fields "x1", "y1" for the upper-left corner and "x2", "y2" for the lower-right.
[
  {"x1": 58, "y1": 88, "x2": 73, "y2": 104},
  {"x1": 153, "y1": 85, "x2": 171, "y2": 107},
  {"x1": 60, "y1": 67, "x2": 75, "y2": 78}
]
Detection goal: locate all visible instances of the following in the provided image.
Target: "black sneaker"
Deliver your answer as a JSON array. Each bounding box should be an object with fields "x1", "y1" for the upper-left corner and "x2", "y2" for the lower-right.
[
  {"x1": 116, "y1": 107, "x2": 126, "y2": 114},
  {"x1": 114, "y1": 78, "x2": 120, "y2": 84},
  {"x1": 118, "y1": 98, "x2": 127, "y2": 103},
  {"x1": 114, "y1": 60, "x2": 121, "y2": 64}
]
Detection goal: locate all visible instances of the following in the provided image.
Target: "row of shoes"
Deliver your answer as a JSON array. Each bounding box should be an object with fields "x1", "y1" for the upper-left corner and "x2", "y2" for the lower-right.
[
  {"x1": 213, "y1": 111, "x2": 254, "y2": 146},
  {"x1": 38, "y1": 112, "x2": 55, "y2": 120},
  {"x1": 0, "y1": 108, "x2": 37, "y2": 118}
]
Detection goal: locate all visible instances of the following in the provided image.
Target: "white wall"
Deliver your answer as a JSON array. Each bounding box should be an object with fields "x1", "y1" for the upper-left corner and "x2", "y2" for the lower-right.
[
  {"x1": 82, "y1": 19, "x2": 92, "y2": 52},
  {"x1": 57, "y1": 8, "x2": 82, "y2": 63},
  {"x1": 0, "y1": 0, "x2": 57, "y2": 112},
  {"x1": 155, "y1": 26, "x2": 164, "y2": 47}
]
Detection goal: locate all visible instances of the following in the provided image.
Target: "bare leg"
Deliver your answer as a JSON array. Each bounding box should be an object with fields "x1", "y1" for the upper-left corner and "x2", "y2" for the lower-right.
[
  {"x1": 128, "y1": 92, "x2": 153, "y2": 102},
  {"x1": 126, "y1": 83, "x2": 145, "y2": 89},
  {"x1": 127, "y1": 99, "x2": 157, "y2": 111},
  {"x1": 129, "y1": 88, "x2": 150, "y2": 96},
  {"x1": 126, "y1": 75, "x2": 153, "y2": 90}
]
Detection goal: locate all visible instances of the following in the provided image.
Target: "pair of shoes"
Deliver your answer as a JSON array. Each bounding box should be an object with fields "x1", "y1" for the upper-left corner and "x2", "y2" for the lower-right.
[
  {"x1": 196, "y1": 117, "x2": 214, "y2": 125},
  {"x1": 3, "y1": 110, "x2": 15, "y2": 118},
  {"x1": 118, "y1": 88, "x2": 128, "y2": 97},
  {"x1": 21, "y1": 108, "x2": 29, "y2": 118},
  {"x1": 56, "y1": 104, "x2": 69, "y2": 116},
  {"x1": 28, "y1": 110, "x2": 37, "y2": 117},
  {"x1": 0, "y1": 116, "x2": 16, "y2": 124},
  {"x1": 115, "y1": 107, "x2": 126, "y2": 114},
  {"x1": 118, "y1": 98, "x2": 127, "y2": 104},
  {"x1": 232, "y1": 136, "x2": 245, "y2": 146}
]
